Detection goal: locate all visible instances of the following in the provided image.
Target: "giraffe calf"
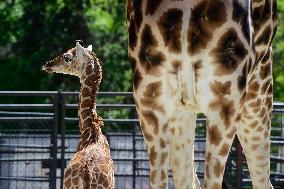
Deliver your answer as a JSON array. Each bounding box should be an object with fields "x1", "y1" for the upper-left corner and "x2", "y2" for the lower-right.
[{"x1": 42, "y1": 42, "x2": 115, "y2": 189}]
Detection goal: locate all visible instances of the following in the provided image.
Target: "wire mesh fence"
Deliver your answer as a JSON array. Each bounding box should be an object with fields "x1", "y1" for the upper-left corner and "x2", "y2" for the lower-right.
[{"x1": 0, "y1": 91, "x2": 283, "y2": 189}]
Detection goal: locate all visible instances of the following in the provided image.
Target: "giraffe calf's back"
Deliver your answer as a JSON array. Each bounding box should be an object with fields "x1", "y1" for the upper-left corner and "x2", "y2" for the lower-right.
[{"x1": 64, "y1": 134, "x2": 114, "y2": 189}]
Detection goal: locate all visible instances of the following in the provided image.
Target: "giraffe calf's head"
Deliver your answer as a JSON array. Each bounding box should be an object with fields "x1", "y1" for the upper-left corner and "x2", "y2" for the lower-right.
[{"x1": 42, "y1": 42, "x2": 93, "y2": 78}]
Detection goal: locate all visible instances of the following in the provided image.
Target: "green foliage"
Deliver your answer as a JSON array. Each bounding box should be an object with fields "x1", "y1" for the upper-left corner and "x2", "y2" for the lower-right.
[
  {"x1": 273, "y1": 1, "x2": 284, "y2": 101},
  {"x1": 0, "y1": 0, "x2": 130, "y2": 92}
]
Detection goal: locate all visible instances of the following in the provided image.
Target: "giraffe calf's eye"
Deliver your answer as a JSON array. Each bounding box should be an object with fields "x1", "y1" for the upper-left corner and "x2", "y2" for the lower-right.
[{"x1": 64, "y1": 54, "x2": 72, "y2": 62}]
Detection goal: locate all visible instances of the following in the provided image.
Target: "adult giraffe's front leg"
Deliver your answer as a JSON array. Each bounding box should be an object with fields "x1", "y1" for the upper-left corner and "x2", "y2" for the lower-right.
[
  {"x1": 198, "y1": 78, "x2": 243, "y2": 189},
  {"x1": 133, "y1": 75, "x2": 200, "y2": 189},
  {"x1": 133, "y1": 77, "x2": 172, "y2": 189},
  {"x1": 203, "y1": 116, "x2": 237, "y2": 189},
  {"x1": 168, "y1": 109, "x2": 200, "y2": 189}
]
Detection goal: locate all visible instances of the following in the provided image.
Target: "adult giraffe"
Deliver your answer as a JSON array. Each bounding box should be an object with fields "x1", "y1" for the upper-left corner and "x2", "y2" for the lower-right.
[{"x1": 127, "y1": 0, "x2": 277, "y2": 189}]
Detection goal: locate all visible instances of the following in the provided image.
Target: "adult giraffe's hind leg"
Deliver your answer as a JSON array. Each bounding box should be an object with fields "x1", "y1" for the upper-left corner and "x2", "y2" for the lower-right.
[
  {"x1": 237, "y1": 49, "x2": 274, "y2": 189},
  {"x1": 169, "y1": 109, "x2": 200, "y2": 189}
]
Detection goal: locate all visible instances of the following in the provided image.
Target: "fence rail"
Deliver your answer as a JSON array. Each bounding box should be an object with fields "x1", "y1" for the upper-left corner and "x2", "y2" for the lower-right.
[{"x1": 0, "y1": 91, "x2": 283, "y2": 189}]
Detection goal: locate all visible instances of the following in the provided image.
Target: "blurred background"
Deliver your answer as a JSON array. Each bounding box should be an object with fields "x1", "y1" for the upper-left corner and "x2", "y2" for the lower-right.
[
  {"x1": 0, "y1": 1, "x2": 283, "y2": 189},
  {"x1": 0, "y1": 0, "x2": 130, "y2": 93}
]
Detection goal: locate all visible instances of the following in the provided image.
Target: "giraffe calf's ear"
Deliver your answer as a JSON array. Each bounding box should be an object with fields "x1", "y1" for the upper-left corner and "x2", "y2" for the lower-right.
[
  {"x1": 87, "y1": 45, "x2": 92, "y2": 52},
  {"x1": 76, "y1": 42, "x2": 85, "y2": 59}
]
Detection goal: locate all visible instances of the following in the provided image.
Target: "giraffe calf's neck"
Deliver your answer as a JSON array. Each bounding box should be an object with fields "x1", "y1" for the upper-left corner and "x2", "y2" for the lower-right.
[{"x1": 77, "y1": 52, "x2": 103, "y2": 151}]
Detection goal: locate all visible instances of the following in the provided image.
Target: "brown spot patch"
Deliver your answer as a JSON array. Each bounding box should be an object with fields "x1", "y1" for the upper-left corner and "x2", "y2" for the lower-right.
[
  {"x1": 126, "y1": 0, "x2": 133, "y2": 21},
  {"x1": 128, "y1": 16, "x2": 138, "y2": 50},
  {"x1": 213, "y1": 183, "x2": 222, "y2": 189},
  {"x1": 208, "y1": 124, "x2": 222, "y2": 146},
  {"x1": 244, "y1": 128, "x2": 250, "y2": 134},
  {"x1": 206, "y1": 165, "x2": 210, "y2": 179},
  {"x1": 251, "y1": 144, "x2": 258, "y2": 150},
  {"x1": 84, "y1": 74, "x2": 96, "y2": 86},
  {"x1": 249, "y1": 120, "x2": 258, "y2": 129},
  {"x1": 232, "y1": 0, "x2": 250, "y2": 42},
  {"x1": 149, "y1": 146, "x2": 157, "y2": 166},
  {"x1": 82, "y1": 87, "x2": 91, "y2": 97},
  {"x1": 160, "y1": 152, "x2": 168, "y2": 165},
  {"x1": 238, "y1": 64, "x2": 247, "y2": 92},
  {"x1": 210, "y1": 80, "x2": 232, "y2": 97},
  {"x1": 173, "y1": 158, "x2": 180, "y2": 168},
  {"x1": 170, "y1": 60, "x2": 182, "y2": 74},
  {"x1": 133, "y1": 68, "x2": 143, "y2": 92},
  {"x1": 150, "y1": 170, "x2": 157, "y2": 184},
  {"x1": 255, "y1": 25, "x2": 272, "y2": 47},
  {"x1": 211, "y1": 28, "x2": 248, "y2": 76},
  {"x1": 85, "y1": 64, "x2": 94, "y2": 75},
  {"x1": 140, "y1": 81, "x2": 165, "y2": 113},
  {"x1": 249, "y1": 98, "x2": 261, "y2": 108},
  {"x1": 260, "y1": 63, "x2": 271, "y2": 80},
  {"x1": 248, "y1": 81, "x2": 260, "y2": 92},
  {"x1": 193, "y1": 60, "x2": 203, "y2": 82},
  {"x1": 245, "y1": 91, "x2": 258, "y2": 102},
  {"x1": 252, "y1": 0, "x2": 272, "y2": 35},
  {"x1": 146, "y1": 0, "x2": 164, "y2": 15},
  {"x1": 140, "y1": 120, "x2": 153, "y2": 142},
  {"x1": 139, "y1": 24, "x2": 165, "y2": 76},
  {"x1": 129, "y1": 55, "x2": 137, "y2": 72},
  {"x1": 159, "y1": 138, "x2": 166, "y2": 148},
  {"x1": 80, "y1": 109, "x2": 91, "y2": 120},
  {"x1": 162, "y1": 123, "x2": 168, "y2": 133},
  {"x1": 261, "y1": 79, "x2": 272, "y2": 95},
  {"x1": 82, "y1": 117, "x2": 92, "y2": 130},
  {"x1": 252, "y1": 136, "x2": 260, "y2": 141},
  {"x1": 64, "y1": 178, "x2": 72, "y2": 188},
  {"x1": 72, "y1": 177, "x2": 79, "y2": 185},
  {"x1": 219, "y1": 143, "x2": 230, "y2": 156},
  {"x1": 158, "y1": 8, "x2": 183, "y2": 53},
  {"x1": 142, "y1": 111, "x2": 159, "y2": 135},
  {"x1": 262, "y1": 49, "x2": 272, "y2": 63},
  {"x1": 210, "y1": 98, "x2": 236, "y2": 128},
  {"x1": 220, "y1": 101, "x2": 235, "y2": 128},
  {"x1": 188, "y1": 0, "x2": 227, "y2": 55},
  {"x1": 132, "y1": 0, "x2": 143, "y2": 30},
  {"x1": 214, "y1": 160, "x2": 223, "y2": 177},
  {"x1": 161, "y1": 170, "x2": 167, "y2": 180},
  {"x1": 205, "y1": 153, "x2": 211, "y2": 179},
  {"x1": 80, "y1": 99, "x2": 91, "y2": 109},
  {"x1": 143, "y1": 81, "x2": 162, "y2": 97}
]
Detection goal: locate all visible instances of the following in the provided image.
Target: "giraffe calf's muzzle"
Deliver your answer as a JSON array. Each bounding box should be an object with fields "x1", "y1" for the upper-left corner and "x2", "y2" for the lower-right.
[{"x1": 42, "y1": 61, "x2": 54, "y2": 73}]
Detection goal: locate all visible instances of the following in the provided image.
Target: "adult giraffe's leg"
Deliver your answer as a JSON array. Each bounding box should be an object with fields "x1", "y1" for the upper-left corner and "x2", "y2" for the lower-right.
[
  {"x1": 237, "y1": 50, "x2": 274, "y2": 189},
  {"x1": 203, "y1": 115, "x2": 237, "y2": 189},
  {"x1": 133, "y1": 77, "x2": 173, "y2": 189},
  {"x1": 168, "y1": 109, "x2": 200, "y2": 189},
  {"x1": 196, "y1": 76, "x2": 242, "y2": 189}
]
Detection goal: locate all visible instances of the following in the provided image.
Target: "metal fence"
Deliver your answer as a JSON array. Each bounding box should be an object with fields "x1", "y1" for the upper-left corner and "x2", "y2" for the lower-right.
[{"x1": 0, "y1": 91, "x2": 283, "y2": 189}]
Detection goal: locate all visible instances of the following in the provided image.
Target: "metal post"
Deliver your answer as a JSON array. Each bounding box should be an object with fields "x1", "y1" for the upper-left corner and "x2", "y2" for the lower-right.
[
  {"x1": 132, "y1": 130, "x2": 136, "y2": 189},
  {"x1": 236, "y1": 138, "x2": 243, "y2": 189},
  {"x1": 50, "y1": 92, "x2": 59, "y2": 189},
  {"x1": 60, "y1": 92, "x2": 66, "y2": 189}
]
